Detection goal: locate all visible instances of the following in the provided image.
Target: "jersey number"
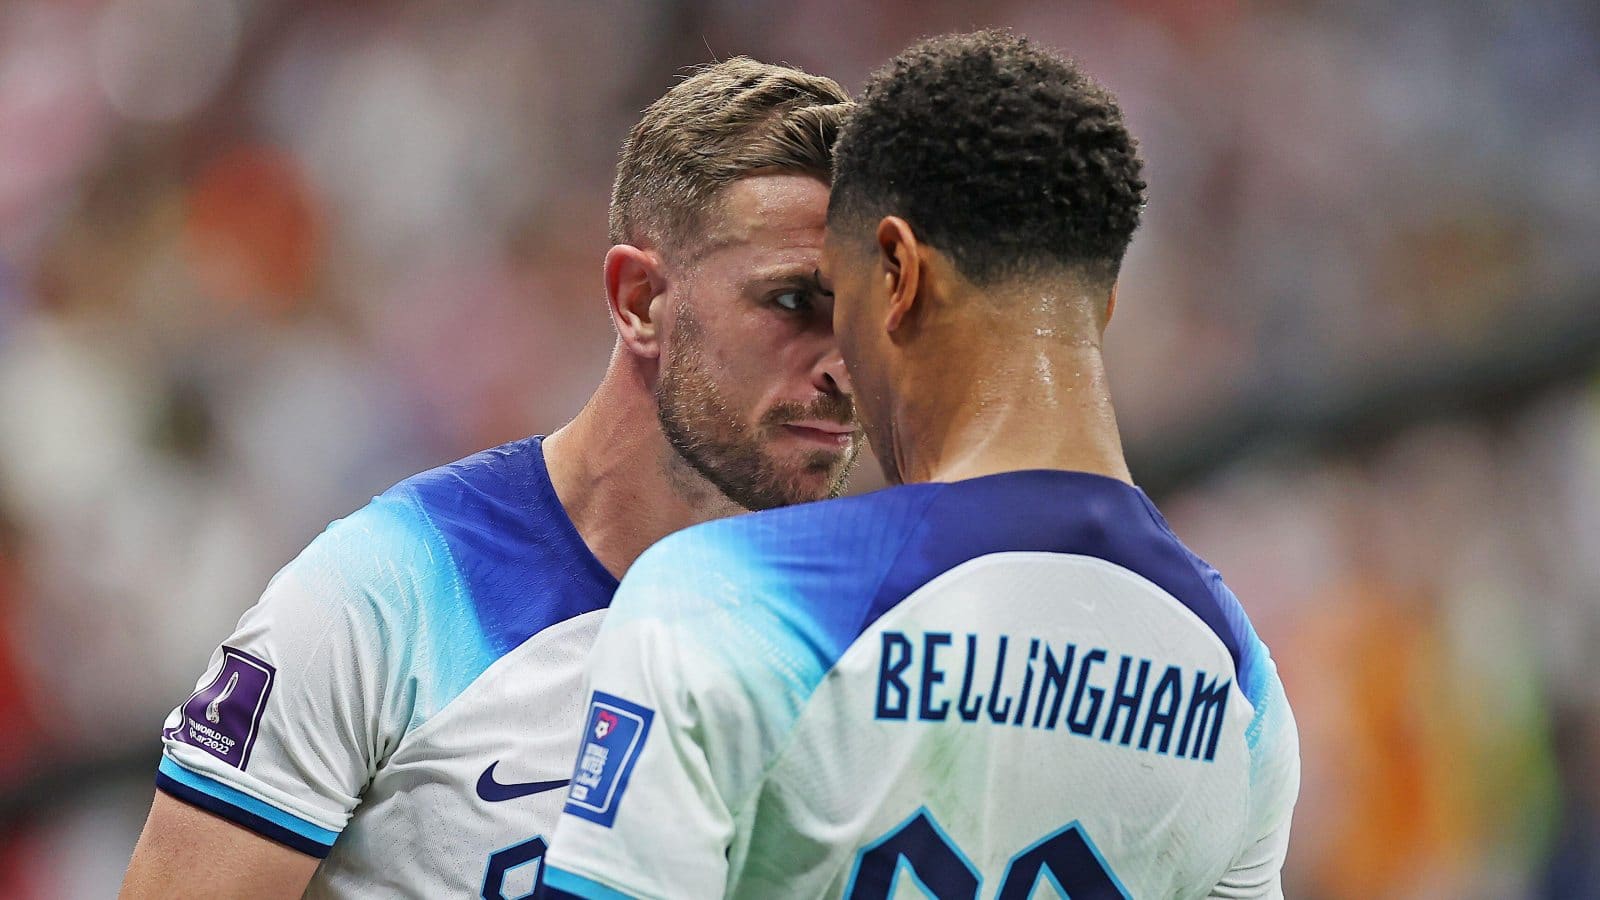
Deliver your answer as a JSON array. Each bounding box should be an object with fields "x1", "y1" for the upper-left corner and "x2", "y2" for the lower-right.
[
  {"x1": 482, "y1": 835, "x2": 546, "y2": 900},
  {"x1": 846, "y1": 809, "x2": 1128, "y2": 899}
]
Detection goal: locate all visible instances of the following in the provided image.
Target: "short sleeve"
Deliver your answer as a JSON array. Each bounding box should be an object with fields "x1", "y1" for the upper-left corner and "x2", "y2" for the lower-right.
[
  {"x1": 541, "y1": 607, "x2": 748, "y2": 899},
  {"x1": 1208, "y1": 661, "x2": 1301, "y2": 898},
  {"x1": 541, "y1": 492, "x2": 935, "y2": 898},
  {"x1": 157, "y1": 494, "x2": 431, "y2": 858},
  {"x1": 541, "y1": 517, "x2": 838, "y2": 900}
]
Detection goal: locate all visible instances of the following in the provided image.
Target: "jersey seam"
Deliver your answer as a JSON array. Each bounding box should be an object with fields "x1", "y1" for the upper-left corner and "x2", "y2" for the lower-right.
[
  {"x1": 722, "y1": 485, "x2": 947, "y2": 823},
  {"x1": 1105, "y1": 498, "x2": 1266, "y2": 870},
  {"x1": 1132, "y1": 494, "x2": 1275, "y2": 759},
  {"x1": 1133, "y1": 490, "x2": 1249, "y2": 682}
]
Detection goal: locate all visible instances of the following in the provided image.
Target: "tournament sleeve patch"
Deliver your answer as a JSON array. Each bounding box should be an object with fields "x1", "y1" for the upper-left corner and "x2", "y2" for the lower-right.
[
  {"x1": 562, "y1": 691, "x2": 654, "y2": 828},
  {"x1": 163, "y1": 646, "x2": 275, "y2": 770}
]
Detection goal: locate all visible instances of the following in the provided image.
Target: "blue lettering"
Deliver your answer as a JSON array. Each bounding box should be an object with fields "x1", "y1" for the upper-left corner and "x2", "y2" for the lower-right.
[
  {"x1": 1066, "y1": 648, "x2": 1108, "y2": 736},
  {"x1": 919, "y1": 632, "x2": 952, "y2": 721},
  {"x1": 875, "y1": 632, "x2": 913, "y2": 720},
  {"x1": 1033, "y1": 644, "x2": 1077, "y2": 729},
  {"x1": 877, "y1": 630, "x2": 1225, "y2": 767},
  {"x1": 1138, "y1": 666, "x2": 1184, "y2": 754},
  {"x1": 1099, "y1": 656, "x2": 1151, "y2": 746},
  {"x1": 1013, "y1": 639, "x2": 1040, "y2": 726},
  {"x1": 1176, "y1": 672, "x2": 1231, "y2": 761},
  {"x1": 956, "y1": 634, "x2": 984, "y2": 722},
  {"x1": 987, "y1": 636, "x2": 1014, "y2": 723}
]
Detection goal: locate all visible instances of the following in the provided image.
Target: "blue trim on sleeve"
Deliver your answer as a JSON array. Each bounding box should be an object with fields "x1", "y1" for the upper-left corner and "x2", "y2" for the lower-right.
[
  {"x1": 540, "y1": 866, "x2": 642, "y2": 899},
  {"x1": 156, "y1": 756, "x2": 338, "y2": 857}
]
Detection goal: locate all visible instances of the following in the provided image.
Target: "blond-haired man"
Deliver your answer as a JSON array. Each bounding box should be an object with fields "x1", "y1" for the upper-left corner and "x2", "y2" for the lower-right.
[{"x1": 121, "y1": 58, "x2": 857, "y2": 899}]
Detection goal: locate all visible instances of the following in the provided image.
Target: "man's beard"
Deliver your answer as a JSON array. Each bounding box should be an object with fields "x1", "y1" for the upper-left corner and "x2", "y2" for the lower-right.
[{"x1": 656, "y1": 315, "x2": 859, "y2": 511}]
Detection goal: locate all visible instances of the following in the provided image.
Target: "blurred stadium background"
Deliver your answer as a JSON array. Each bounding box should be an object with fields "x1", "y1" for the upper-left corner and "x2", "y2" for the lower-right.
[{"x1": 1, "y1": 0, "x2": 1597, "y2": 896}]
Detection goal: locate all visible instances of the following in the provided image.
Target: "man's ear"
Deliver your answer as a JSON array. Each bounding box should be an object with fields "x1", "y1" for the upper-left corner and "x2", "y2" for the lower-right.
[
  {"x1": 604, "y1": 244, "x2": 668, "y2": 359},
  {"x1": 1105, "y1": 282, "x2": 1118, "y2": 327},
  {"x1": 876, "y1": 216, "x2": 921, "y2": 334}
]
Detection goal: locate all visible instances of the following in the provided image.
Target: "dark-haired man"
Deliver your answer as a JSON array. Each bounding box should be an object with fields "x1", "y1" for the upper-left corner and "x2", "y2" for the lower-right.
[
  {"x1": 120, "y1": 58, "x2": 857, "y2": 899},
  {"x1": 541, "y1": 30, "x2": 1299, "y2": 899}
]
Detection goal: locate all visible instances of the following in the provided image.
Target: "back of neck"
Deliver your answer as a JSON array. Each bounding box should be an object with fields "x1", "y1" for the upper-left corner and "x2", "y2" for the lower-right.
[{"x1": 900, "y1": 340, "x2": 1132, "y2": 487}]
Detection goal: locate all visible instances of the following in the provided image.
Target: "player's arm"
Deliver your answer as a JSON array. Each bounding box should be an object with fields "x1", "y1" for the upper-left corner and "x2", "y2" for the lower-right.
[
  {"x1": 120, "y1": 792, "x2": 317, "y2": 899},
  {"x1": 121, "y1": 498, "x2": 418, "y2": 895},
  {"x1": 1209, "y1": 665, "x2": 1301, "y2": 899},
  {"x1": 540, "y1": 613, "x2": 738, "y2": 899},
  {"x1": 542, "y1": 522, "x2": 810, "y2": 899},
  {"x1": 540, "y1": 527, "x2": 793, "y2": 899}
]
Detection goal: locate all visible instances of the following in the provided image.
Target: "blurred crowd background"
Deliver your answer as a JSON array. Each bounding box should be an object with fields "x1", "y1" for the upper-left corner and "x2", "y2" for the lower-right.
[{"x1": 1, "y1": 0, "x2": 1597, "y2": 897}]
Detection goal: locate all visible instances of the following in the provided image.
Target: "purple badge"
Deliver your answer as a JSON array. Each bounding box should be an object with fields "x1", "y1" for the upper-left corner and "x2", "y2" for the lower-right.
[{"x1": 166, "y1": 647, "x2": 275, "y2": 770}]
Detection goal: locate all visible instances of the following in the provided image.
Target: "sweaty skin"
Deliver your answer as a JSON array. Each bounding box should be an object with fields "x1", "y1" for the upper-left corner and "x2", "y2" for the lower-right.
[{"x1": 821, "y1": 216, "x2": 1129, "y2": 489}]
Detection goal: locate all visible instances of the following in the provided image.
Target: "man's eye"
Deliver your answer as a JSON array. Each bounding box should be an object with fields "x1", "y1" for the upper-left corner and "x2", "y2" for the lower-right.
[{"x1": 772, "y1": 290, "x2": 810, "y2": 313}]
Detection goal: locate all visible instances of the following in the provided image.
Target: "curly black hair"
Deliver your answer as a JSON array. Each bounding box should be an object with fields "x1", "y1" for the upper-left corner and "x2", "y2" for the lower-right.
[{"x1": 830, "y1": 30, "x2": 1147, "y2": 286}]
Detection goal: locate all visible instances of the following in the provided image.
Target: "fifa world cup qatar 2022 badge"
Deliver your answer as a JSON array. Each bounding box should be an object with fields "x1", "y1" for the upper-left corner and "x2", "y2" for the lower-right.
[
  {"x1": 164, "y1": 647, "x2": 275, "y2": 770},
  {"x1": 563, "y1": 691, "x2": 654, "y2": 828}
]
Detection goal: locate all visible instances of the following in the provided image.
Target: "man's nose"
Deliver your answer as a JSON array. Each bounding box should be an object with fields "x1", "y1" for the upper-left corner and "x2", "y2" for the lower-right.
[{"x1": 815, "y1": 347, "x2": 852, "y2": 398}]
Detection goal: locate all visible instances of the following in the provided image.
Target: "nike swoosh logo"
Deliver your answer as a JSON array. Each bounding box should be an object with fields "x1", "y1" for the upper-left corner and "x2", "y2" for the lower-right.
[{"x1": 476, "y1": 761, "x2": 571, "y2": 802}]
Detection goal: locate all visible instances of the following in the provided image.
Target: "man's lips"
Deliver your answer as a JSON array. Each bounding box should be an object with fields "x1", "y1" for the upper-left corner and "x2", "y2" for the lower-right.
[{"x1": 779, "y1": 421, "x2": 855, "y2": 449}]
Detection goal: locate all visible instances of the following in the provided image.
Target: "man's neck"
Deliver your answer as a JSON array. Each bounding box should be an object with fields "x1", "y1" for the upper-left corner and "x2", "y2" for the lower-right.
[
  {"x1": 542, "y1": 348, "x2": 743, "y2": 580},
  {"x1": 896, "y1": 320, "x2": 1133, "y2": 487}
]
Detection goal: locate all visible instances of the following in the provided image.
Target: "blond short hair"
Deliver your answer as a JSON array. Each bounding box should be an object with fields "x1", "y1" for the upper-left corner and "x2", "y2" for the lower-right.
[{"x1": 609, "y1": 57, "x2": 850, "y2": 253}]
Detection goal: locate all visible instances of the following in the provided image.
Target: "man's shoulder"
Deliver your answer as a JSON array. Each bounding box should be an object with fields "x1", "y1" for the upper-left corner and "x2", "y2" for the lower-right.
[
  {"x1": 384, "y1": 435, "x2": 549, "y2": 534},
  {"x1": 607, "y1": 485, "x2": 946, "y2": 694},
  {"x1": 247, "y1": 435, "x2": 613, "y2": 736},
  {"x1": 304, "y1": 436, "x2": 548, "y2": 562},
  {"x1": 293, "y1": 435, "x2": 613, "y2": 657},
  {"x1": 632, "y1": 484, "x2": 945, "y2": 601}
]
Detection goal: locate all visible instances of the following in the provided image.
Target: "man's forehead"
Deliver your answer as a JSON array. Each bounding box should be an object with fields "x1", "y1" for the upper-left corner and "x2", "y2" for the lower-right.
[{"x1": 692, "y1": 173, "x2": 829, "y2": 258}]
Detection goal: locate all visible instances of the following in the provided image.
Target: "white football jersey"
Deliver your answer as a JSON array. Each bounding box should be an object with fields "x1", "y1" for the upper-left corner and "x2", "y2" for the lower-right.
[
  {"x1": 158, "y1": 437, "x2": 616, "y2": 898},
  {"x1": 543, "y1": 470, "x2": 1300, "y2": 899}
]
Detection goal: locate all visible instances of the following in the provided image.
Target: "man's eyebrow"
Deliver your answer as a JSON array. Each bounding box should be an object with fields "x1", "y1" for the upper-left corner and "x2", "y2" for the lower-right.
[{"x1": 745, "y1": 266, "x2": 825, "y2": 288}]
